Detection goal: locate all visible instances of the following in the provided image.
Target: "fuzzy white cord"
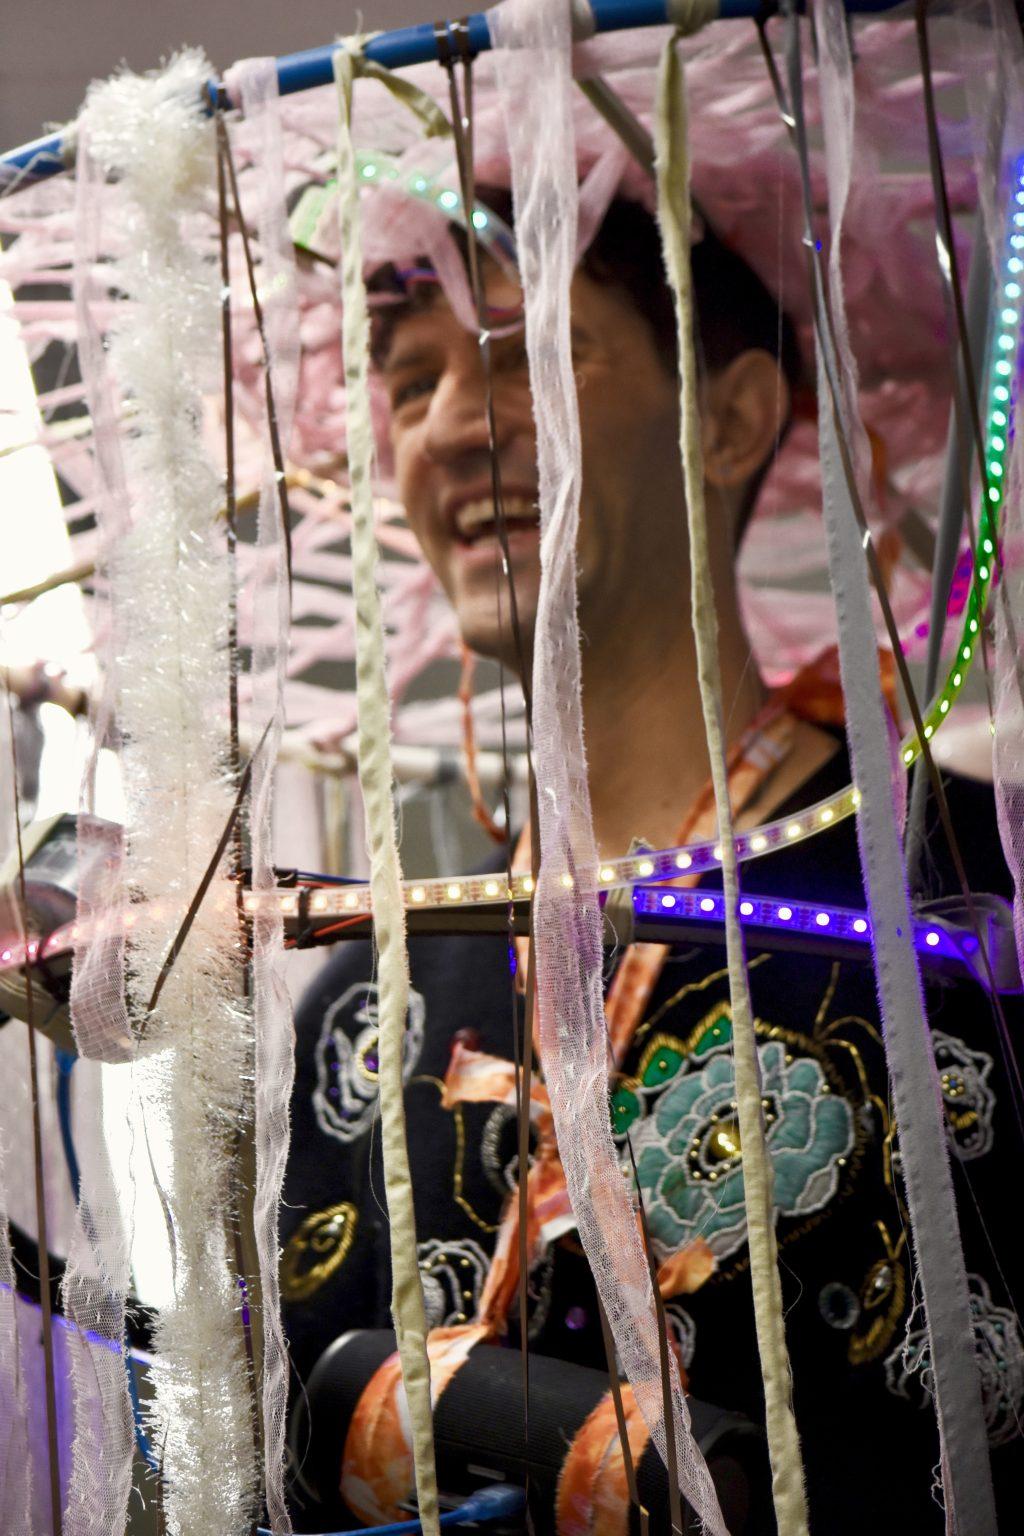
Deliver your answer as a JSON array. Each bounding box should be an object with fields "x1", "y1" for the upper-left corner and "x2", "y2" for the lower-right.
[
  {"x1": 73, "y1": 54, "x2": 258, "y2": 1536},
  {"x1": 654, "y1": 33, "x2": 810, "y2": 1535},
  {"x1": 334, "y1": 42, "x2": 441, "y2": 1536}
]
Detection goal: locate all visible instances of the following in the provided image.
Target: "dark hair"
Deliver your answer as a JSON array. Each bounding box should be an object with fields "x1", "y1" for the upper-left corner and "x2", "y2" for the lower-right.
[{"x1": 370, "y1": 186, "x2": 803, "y2": 540}]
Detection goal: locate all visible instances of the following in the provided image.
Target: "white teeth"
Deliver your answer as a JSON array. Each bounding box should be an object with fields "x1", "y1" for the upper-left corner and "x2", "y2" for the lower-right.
[{"x1": 454, "y1": 496, "x2": 538, "y2": 539}]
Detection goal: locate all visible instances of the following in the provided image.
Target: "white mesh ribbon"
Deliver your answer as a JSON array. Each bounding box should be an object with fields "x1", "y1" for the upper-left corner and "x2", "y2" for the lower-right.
[
  {"x1": 231, "y1": 56, "x2": 300, "y2": 1536},
  {"x1": 488, "y1": 2, "x2": 726, "y2": 1529},
  {"x1": 69, "y1": 53, "x2": 258, "y2": 1535}
]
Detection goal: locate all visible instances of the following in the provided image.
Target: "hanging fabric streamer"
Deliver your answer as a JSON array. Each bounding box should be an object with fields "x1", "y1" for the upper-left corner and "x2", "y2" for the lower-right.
[
  {"x1": 488, "y1": 1, "x2": 726, "y2": 1529},
  {"x1": 791, "y1": 3, "x2": 997, "y2": 1528},
  {"x1": 228, "y1": 55, "x2": 301, "y2": 1535},
  {"x1": 68, "y1": 52, "x2": 259, "y2": 1536},
  {"x1": 333, "y1": 40, "x2": 441, "y2": 1536},
  {"x1": 653, "y1": 32, "x2": 810, "y2": 1536}
]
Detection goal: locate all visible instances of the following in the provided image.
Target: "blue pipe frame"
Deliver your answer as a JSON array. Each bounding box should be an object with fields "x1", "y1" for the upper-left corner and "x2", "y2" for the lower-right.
[{"x1": 1, "y1": 0, "x2": 905, "y2": 188}]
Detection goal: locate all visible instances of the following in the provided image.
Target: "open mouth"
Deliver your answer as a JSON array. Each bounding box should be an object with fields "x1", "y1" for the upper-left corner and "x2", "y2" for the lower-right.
[{"x1": 453, "y1": 495, "x2": 540, "y2": 545}]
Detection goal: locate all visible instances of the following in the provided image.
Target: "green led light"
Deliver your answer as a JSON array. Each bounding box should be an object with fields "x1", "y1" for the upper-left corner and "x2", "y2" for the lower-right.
[
  {"x1": 940, "y1": 699, "x2": 950, "y2": 713},
  {"x1": 438, "y1": 189, "x2": 459, "y2": 210},
  {"x1": 471, "y1": 209, "x2": 488, "y2": 230}
]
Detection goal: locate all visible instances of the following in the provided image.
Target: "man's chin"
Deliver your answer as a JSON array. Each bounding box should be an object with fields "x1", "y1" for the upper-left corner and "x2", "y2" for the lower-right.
[{"x1": 455, "y1": 598, "x2": 537, "y2": 675}]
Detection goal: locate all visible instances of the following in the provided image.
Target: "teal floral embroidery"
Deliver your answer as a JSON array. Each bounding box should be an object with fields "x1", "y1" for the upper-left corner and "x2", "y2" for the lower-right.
[{"x1": 633, "y1": 1040, "x2": 854, "y2": 1262}]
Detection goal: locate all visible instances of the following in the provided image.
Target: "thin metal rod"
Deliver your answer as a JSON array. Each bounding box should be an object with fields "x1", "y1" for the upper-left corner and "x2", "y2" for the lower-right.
[{"x1": 0, "y1": 0, "x2": 908, "y2": 191}]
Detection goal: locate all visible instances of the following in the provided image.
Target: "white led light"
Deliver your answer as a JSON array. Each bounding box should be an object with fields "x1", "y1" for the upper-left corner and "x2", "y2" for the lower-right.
[
  {"x1": 999, "y1": 334, "x2": 1015, "y2": 350},
  {"x1": 560, "y1": 872, "x2": 574, "y2": 889},
  {"x1": 820, "y1": 808, "x2": 834, "y2": 824},
  {"x1": 438, "y1": 190, "x2": 459, "y2": 210},
  {"x1": 926, "y1": 930, "x2": 941, "y2": 947},
  {"x1": 995, "y1": 384, "x2": 1011, "y2": 401},
  {"x1": 924, "y1": 725, "x2": 933, "y2": 739},
  {"x1": 993, "y1": 411, "x2": 1008, "y2": 427},
  {"x1": 852, "y1": 788, "x2": 862, "y2": 807},
  {"x1": 1011, "y1": 257, "x2": 1024, "y2": 272},
  {"x1": 778, "y1": 906, "x2": 793, "y2": 921},
  {"x1": 712, "y1": 844, "x2": 723, "y2": 861},
  {"x1": 903, "y1": 748, "x2": 914, "y2": 764},
  {"x1": 786, "y1": 822, "x2": 802, "y2": 840},
  {"x1": 675, "y1": 853, "x2": 692, "y2": 869},
  {"x1": 996, "y1": 360, "x2": 1012, "y2": 375},
  {"x1": 484, "y1": 880, "x2": 501, "y2": 898},
  {"x1": 280, "y1": 894, "x2": 298, "y2": 915},
  {"x1": 989, "y1": 486, "x2": 1001, "y2": 502},
  {"x1": 990, "y1": 461, "x2": 1004, "y2": 477},
  {"x1": 361, "y1": 164, "x2": 377, "y2": 179},
  {"x1": 953, "y1": 671, "x2": 962, "y2": 687},
  {"x1": 969, "y1": 619, "x2": 979, "y2": 633},
  {"x1": 311, "y1": 892, "x2": 328, "y2": 913},
  {"x1": 1002, "y1": 309, "x2": 1019, "y2": 324},
  {"x1": 446, "y1": 883, "x2": 463, "y2": 900},
  {"x1": 699, "y1": 897, "x2": 716, "y2": 913},
  {"x1": 979, "y1": 564, "x2": 990, "y2": 582},
  {"x1": 1007, "y1": 281, "x2": 1022, "y2": 296},
  {"x1": 413, "y1": 176, "x2": 428, "y2": 192},
  {"x1": 243, "y1": 893, "x2": 259, "y2": 914},
  {"x1": 471, "y1": 209, "x2": 488, "y2": 229},
  {"x1": 343, "y1": 892, "x2": 359, "y2": 910},
  {"x1": 983, "y1": 538, "x2": 994, "y2": 554},
  {"x1": 739, "y1": 900, "x2": 754, "y2": 916},
  {"x1": 962, "y1": 645, "x2": 972, "y2": 660},
  {"x1": 661, "y1": 894, "x2": 677, "y2": 909},
  {"x1": 751, "y1": 834, "x2": 768, "y2": 852},
  {"x1": 992, "y1": 436, "x2": 1006, "y2": 451},
  {"x1": 853, "y1": 918, "x2": 868, "y2": 934},
  {"x1": 815, "y1": 912, "x2": 830, "y2": 927},
  {"x1": 411, "y1": 886, "x2": 426, "y2": 903},
  {"x1": 523, "y1": 876, "x2": 535, "y2": 894},
  {"x1": 940, "y1": 699, "x2": 949, "y2": 713},
  {"x1": 600, "y1": 866, "x2": 615, "y2": 882},
  {"x1": 637, "y1": 859, "x2": 654, "y2": 877}
]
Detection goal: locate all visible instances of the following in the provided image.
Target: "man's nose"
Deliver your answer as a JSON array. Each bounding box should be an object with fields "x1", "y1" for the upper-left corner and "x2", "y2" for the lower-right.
[{"x1": 422, "y1": 355, "x2": 497, "y2": 467}]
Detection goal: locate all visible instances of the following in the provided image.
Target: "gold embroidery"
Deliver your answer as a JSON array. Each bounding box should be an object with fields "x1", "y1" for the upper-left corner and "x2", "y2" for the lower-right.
[
  {"x1": 280, "y1": 1202, "x2": 358, "y2": 1303},
  {"x1": 411, "y1": 1074, "x2": 500, "y2": 1233},
  {"x1": 633, "y1": 954, "x2": 771, "y2": 1044},
  {"x1": 848, "y1": 1223, "x2": 908, "y2": 1366}
]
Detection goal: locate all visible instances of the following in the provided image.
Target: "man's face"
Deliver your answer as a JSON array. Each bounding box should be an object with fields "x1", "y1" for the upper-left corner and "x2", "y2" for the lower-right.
[{"x1": 379, "y1": 262, "x2": 687, "y2": 669}]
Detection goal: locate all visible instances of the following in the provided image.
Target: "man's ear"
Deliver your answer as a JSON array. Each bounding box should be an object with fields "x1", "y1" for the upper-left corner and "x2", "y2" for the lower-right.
[{"x1": 701, "y1": 349, "x2": 790, "y2": 491}]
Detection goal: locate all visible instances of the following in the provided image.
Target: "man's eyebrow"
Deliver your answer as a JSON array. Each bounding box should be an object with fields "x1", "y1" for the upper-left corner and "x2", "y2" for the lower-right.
[{"x1": 380, "y1": 342, "x2": 437, "y2": 376}]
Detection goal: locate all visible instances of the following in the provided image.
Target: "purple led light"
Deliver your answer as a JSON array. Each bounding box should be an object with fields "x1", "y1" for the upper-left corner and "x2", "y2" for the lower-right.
[
  {"x1": 778, "y1": 906, "x2": 793, "y2": 921},
  {"x1": 661, "y1": 894, "x2": 677, "y2": 909},
  {"x1": 700, "y1": 897, "x2": 716, "y2": 913},
  {"x1": 815, "y1": 912, "x2": 830, "y2": 927}
]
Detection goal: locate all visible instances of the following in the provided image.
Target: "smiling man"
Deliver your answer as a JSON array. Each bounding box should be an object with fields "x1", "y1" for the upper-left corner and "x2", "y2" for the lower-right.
[{"x1": 281, "y1": 189, "x2": 1024, "y2": 1534}]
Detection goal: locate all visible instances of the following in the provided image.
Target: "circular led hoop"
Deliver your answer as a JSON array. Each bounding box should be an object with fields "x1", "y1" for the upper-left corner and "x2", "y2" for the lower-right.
[
  {"x1": 358, "y1": 151, "x2": 518, "y2": 269},
  {"x1": 265, "y1": 158, "x2": 1018, "y2": 921}
]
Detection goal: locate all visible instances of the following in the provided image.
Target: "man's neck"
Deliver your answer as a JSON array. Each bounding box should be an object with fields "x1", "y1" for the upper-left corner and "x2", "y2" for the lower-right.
[{"x1": 579, "y1": 610, "x2": 767, "y2": 861}]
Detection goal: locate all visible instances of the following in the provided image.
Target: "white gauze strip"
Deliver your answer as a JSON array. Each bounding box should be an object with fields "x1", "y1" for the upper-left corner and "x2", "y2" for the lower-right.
[
  {"x1": 76, "y1": 53, "x2": 258, "y2": 1536},
  {"x1": 488, "y1": 3, "x2": 726, "y2": 1529},
  {"x1": 800, "y1": 4, "x2": 998, "y2": 1528},
  {"x1": 333, "y1": 43, "x2": 440, "y2": 1536},
  {"x1": 654, "y1": 35, "x2": 811, "y2": 1536},
  {"x1": 232, "y1": 57, "x2": 301, "y2": 1536}
]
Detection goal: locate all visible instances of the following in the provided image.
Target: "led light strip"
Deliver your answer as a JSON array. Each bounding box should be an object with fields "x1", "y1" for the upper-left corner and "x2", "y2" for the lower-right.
[
  {"x1": 277, "y1": 156, "x2": 1021, "y2": 914},
  {"x1": 0, "y1": 884, "x2": 988, "y2": 983},
  {"x1": 290, "y1": 150, "x2": 518, "y2": 272}
]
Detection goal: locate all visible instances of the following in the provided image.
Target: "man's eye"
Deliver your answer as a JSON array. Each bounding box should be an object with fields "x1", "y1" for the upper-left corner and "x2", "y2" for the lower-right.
[{"x1": 390, "y1": 374, "x2": 437, "y2": 411}]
